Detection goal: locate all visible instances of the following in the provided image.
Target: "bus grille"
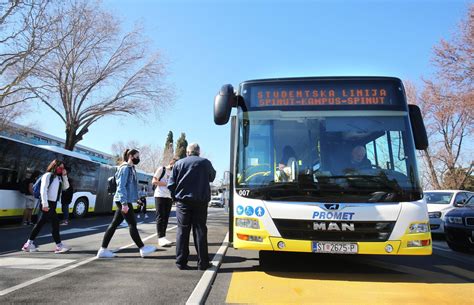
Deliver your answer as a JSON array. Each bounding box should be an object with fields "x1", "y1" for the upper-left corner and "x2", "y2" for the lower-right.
[{"x1": 273, "y1": 219, "x2": 396, "y2": 242}]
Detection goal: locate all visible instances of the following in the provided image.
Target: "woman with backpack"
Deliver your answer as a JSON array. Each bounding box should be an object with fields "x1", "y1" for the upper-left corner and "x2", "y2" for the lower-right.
[
  {"x1": 153, "y1": 157, "x2": 178, "y2": 247},
  {"x1": 96, "y1": 149, "x2": 156, "y2": 258},
  {"x1": 21, "y1": 160, "x2": 72, "y2": 254}
]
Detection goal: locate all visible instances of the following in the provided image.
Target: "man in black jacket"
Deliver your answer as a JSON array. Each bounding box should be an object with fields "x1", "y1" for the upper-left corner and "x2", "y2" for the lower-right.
[
  {"x1": 348, "y1": 145, "x2": 372, "y2": 170},
  {"x1": 168, "y1": 143, "x2": 216, "y2": 270}
]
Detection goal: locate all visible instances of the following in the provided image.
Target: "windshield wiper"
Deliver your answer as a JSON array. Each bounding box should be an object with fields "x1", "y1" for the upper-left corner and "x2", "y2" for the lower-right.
[{"x1": 327, "y1": 175, "x2": 401, "y2": 192}]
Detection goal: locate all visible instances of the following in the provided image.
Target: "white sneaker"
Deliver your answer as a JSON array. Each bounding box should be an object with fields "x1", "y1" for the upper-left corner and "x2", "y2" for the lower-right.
[
  {"x1": 96, "y1": 248, "x2": 117, "y2": 258},
  {"x1": 144, "y1": 214, "x2": 149, "y2": 219},
  {"x1": 21, "y1": 242, "x2": 39, "y2": 252},
  {"x1": 139, "y1": 245, "x2": 156, "y2": 257},
  {"x1": 158, "y1": 237, "x2": 173, "y2": 247},
  {"x1": 54, "y1": 243, "x2": 71, "y2": 254},
  {"x1": 137, "y1": 214, "x2": 141, "y2": 219}
]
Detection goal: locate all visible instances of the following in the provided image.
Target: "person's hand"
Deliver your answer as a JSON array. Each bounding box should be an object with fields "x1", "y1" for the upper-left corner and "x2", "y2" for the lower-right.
[
  {"x1": 42, "y1": 206, "x2": 49, "y2": 212},
  {"x1": 121, "y1": 204, "x2": 129, "y2": 214}
]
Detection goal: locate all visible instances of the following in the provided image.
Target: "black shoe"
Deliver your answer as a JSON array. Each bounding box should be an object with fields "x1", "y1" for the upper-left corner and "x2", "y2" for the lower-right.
[
  {"x1": 176, "y1": 264, "x2": 192, "y2": 270},
  {"x1": 198, "y1": 263, "x2": 212, "y2": 271}
]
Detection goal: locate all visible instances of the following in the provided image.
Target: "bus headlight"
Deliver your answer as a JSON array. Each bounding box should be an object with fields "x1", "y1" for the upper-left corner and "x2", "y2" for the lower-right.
[
  {"x1": 408, "y1": 223, "x2": 429, "y2": 233},
  {"x1": 236, "y1": 218, "x2": 260, "y2": 229},
  {"x1": 446, "y1": 217, "x2": 463, "y2": 224}
]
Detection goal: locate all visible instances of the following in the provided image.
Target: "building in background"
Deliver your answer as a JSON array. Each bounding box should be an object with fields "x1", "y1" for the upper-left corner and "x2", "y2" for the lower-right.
[{"x1": 1, "y1": 123, "x2": 114, "y2": 165}]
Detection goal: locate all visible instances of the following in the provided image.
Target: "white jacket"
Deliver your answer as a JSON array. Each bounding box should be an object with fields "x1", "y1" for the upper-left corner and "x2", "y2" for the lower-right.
[{"x1": 40, "y1": 173, "x2": 70, "y2": 208}]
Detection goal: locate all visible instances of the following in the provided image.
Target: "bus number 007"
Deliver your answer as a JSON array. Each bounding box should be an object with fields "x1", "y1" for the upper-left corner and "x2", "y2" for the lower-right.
[{"x1": 238, "y1": 190, "x2": 250, "y2": 197}]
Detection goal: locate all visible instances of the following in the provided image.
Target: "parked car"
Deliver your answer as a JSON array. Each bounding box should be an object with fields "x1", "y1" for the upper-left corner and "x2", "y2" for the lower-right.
[
  {"x1": 444, "y1": 195, "x2": 474, "y2": 252},
  {"x1": 209, "y1": 196, "x2": 224, "y2": 208},
  {"x1": 424, "y1": 190, "x2": 474, "y2": 233}
]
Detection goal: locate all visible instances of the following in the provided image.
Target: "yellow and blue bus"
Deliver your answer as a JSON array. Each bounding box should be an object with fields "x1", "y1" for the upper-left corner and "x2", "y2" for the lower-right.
[{"x1": 214, "y1": 76, "x2": 431, "y2": 262}]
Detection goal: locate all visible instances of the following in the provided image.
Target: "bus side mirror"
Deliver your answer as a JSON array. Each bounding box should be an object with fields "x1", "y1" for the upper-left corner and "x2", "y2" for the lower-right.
[
  {"x1": 214, "y1": 84, "x2": 236, "y2": 125},
  {"x1": 408, "y1": 104, "x2": 428, "y2": 150}
]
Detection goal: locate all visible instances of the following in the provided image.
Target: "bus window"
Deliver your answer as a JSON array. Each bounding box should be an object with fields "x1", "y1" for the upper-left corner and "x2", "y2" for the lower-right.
[{"x1": 366, "y1": 131, "x2": 408, "y2": 175}]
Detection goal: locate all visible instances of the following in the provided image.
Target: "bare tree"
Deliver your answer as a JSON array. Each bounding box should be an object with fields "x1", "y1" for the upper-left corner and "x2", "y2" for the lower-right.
[
  {"x1": 413, "y1": 5, "x2": 474, "y2": 190},
  {"x1": 432, "y1": 4, "x2": 473, "y2": 91},
  {"x1": 0, "y1": 0, "x2": 57, "y2": 129},
  {"x1": 111, "y1": 140, "x2": 163, "y2": 173},
  {"x1": 405, "y1": 80, "x2": 442, "y2": 189},
  {"x1": 27, "y1": 0, "x2": 172, "y2": 150},
  {"x1": 419, "y1": 81, "x2": 473, "y2": 189}
]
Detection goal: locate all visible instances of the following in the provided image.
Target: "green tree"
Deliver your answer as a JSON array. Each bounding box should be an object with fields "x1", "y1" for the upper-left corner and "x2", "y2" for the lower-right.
[
  {"x1": 175, "y1": 132, "x2": 188, "y2": 159},
  {"x1": 162, "y1": 130, "x2": 174, "y2": 165},
  {"x1": 165, "y1": 131, "x2": 173, "y2": 150}
]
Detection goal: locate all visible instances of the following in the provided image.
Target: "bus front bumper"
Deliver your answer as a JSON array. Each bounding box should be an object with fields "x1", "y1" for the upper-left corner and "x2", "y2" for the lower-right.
[{"x1": 233, "y1": 231, "x2": 432, "y2": 255}]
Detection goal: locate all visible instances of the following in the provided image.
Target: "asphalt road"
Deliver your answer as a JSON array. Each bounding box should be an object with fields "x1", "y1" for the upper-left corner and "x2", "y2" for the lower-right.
[
  {"x1": 1, "y1": 212, "x2": 473, "y2": 305},
  {"x1": 0, "y1": 207, "x2": 228, "y2": 304}
]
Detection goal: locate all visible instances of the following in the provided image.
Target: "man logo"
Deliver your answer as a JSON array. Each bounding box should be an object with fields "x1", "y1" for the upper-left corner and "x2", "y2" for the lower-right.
[
  {"x1": 324, "y1": 204, "x2": 340, "y2": 210},
  {"x1": 313, "y1": 222, "x2": 355, "y2": 231}
]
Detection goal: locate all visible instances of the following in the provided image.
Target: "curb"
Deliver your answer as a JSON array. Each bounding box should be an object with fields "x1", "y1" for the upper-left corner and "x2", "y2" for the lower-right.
[{"x1": 186, "y1": 232, "x2": 229, "y2": 305}]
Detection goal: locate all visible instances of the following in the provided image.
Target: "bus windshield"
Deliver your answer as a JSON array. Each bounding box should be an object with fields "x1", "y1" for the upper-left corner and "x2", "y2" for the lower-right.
[{"x1": 236, "y1": 110, "x2": 422, "y2": 203}]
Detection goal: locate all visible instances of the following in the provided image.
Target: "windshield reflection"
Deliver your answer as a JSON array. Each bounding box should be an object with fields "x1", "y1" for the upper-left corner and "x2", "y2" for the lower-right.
[{"x1": 236, "y1": 112, "x2": 422, "y2": 203}]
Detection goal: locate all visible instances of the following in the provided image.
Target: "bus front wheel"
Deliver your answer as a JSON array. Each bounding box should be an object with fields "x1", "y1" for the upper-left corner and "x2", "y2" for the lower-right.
[{"x1": 73, "y1": 197, "x2": 89, "y2": 218}]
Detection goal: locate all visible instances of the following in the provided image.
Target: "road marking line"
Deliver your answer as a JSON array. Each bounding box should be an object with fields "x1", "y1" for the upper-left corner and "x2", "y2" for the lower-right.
[
  {"x1": 432, "y1": 246, "x2": 474, "y2": 265},
  {"x1": 0, "y1": 257, "x2": 76, "y2": 270},
  {"x1": 0, "y1": 256, "x2": 97, "y2": 296},
  {"x1": 0, "y1": 224, "x2": 178, "y2": 296},
  {"x1": 111, "y1": 225, "x2": 177, "y2": 252},
  {"x1": 186, "y1": 232, "x2": 229, "y2": 305},
  {"x1": 435, "y1": 265, "x2": 474, "y2": 280}
]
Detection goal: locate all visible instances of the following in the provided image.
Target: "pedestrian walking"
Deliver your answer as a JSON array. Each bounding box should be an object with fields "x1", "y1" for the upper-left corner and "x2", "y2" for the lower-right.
[
  {"x1": 21, "y1": 160, "x2": 72, "y2": 254},
  {"x1": 168, "y1": 143, "x2": 216, "y2": 270},
  {"x1": 20, "y1": 171, "x2": 41, "y2": 226},
  {"x1": 96, "y1": 148, "x2": 156, "y2": 258},
  {"x1": 153, "y1": 157, "x2": 178, "y2": 247},
  {"x1": 60, "y1": 175, "x2": 74, "y2": 226},
  {"x1": 136, "y1": 185, "x2": 149, "y2": 220}
]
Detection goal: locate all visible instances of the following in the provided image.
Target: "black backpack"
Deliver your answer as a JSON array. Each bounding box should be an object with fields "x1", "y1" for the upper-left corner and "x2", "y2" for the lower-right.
[{"x1": 152, "y1": 167, "x2": 166, "y2": 191}]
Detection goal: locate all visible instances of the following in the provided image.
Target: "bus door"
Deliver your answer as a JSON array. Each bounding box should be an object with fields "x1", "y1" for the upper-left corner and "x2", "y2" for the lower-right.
[{"x1": 95, "y1": 165, "x2": 115, "y2": 213}]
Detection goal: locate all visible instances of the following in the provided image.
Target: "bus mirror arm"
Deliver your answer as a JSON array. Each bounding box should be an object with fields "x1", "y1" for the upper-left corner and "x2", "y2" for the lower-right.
[
  {"x1": 408, "y1": 104, "x2": 429, "y2": 150},
  {"x1": 214, "y1": 84, "x2": 236, "y2": 125}
]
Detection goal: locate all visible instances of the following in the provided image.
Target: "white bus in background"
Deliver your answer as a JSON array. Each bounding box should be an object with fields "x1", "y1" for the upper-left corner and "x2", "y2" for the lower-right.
[{"x1": 0, "y1": 136, "x2": 153, "y2": 220}]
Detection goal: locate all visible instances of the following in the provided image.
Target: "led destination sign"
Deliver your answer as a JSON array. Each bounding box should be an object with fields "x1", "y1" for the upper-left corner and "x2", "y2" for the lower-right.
[{"x1": 247, "y1": 80, "x2": 403, "y2": 109}]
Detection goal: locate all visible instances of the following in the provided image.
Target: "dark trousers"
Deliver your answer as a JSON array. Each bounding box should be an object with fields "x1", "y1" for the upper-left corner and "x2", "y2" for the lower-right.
[
  {"x1": 175, "y1": 201, "x2": 209, "y2": 268},
  {"x1": 61, "y1": 202, "x2": 70, "y2": 220},
  {"x1": 29, "y1": 201, "x2": 61, "y2": 244},
  {"x1": 155, "y1": 197, "x2": 172, "y2": 238},
  {"x1": 101, "y1": 202, "x2": 144, "y2": 249},
  {"x1": 138, "y1": 197, "x2": 147, "y2": 215}
]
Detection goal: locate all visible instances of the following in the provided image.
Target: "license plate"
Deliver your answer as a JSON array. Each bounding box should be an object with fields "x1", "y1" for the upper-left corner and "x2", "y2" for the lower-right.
[{"x1": 312, "y1": 241, "x2": 358, "y2": 254}]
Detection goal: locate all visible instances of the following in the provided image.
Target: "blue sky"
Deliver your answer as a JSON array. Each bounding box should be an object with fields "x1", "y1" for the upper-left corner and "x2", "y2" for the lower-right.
[{"x1": 20, "y1": 0, "x2": 471, "y2": 180}]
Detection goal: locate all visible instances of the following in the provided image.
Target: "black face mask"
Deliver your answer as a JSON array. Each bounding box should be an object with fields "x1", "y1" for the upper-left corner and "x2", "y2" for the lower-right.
[{"x1": 132, "y1": 158, "x2": 140, "y2": 165}]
